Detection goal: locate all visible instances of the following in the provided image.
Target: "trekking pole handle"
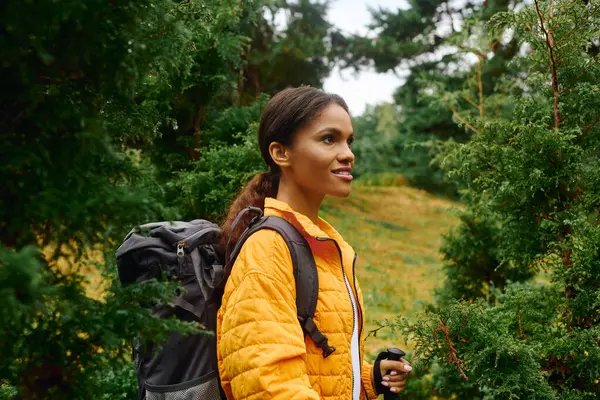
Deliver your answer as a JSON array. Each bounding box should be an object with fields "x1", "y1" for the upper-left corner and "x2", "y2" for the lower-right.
[{"x1": 384, "y1": 347, "x2": 406, "y2": 400}]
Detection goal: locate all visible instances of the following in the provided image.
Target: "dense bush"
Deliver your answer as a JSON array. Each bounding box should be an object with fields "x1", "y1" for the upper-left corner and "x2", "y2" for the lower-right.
[
  {"x1": 397, "y1": 1, "x2": 600, "y2": 398},
  {"x1": 0, "y1": 0, "x2": 251, "y2": 398},
  {"x1": 173, "y1": 124, "x2": 265, "y2": 221}
]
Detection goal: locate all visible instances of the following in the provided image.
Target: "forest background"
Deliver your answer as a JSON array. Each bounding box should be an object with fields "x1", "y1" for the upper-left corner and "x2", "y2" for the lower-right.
[{"x1": 2, "y1": 0, "x2": 600, "y2": 398}]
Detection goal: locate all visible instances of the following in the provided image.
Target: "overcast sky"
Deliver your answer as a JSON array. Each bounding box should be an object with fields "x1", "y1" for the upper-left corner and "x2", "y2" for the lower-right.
[{"x1": 323, "y1": 0, "x2": 410, "y2": 115}]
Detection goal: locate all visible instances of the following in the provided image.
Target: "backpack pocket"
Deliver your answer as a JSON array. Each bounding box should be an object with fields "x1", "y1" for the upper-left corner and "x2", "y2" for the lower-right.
[{"x1": 145, "y1": 371, "x2": 220, "y2": 400}]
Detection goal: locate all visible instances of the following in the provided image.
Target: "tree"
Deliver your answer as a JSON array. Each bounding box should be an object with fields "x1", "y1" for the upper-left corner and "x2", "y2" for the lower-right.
[
  {"x1": 140, "y1": 0, "x2": 341, "y2": 186},
  {"x1": 0, "y1": 1, "x2": 252, "y2": 398},
  {"x1": 398, "y1": 1, "x2": 600, "y2": 397},
  {"x1": 128, "y1": 0, "x2": 257, "y2": 178},
  {"x1": 238, "y1": 0, "x2": 336, "y2": 101},
  {"x1": 340, "y1": 1, "x2": 521, "y2": 194}
]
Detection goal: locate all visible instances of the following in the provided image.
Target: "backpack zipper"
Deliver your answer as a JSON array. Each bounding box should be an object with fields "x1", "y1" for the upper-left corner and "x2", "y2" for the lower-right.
[
  {"x1": 176, "y1": 243, "x2": 184, "y2": 257},
  {"x1": 317, "y1": 237, "x2": 358, "y2": 399},
  {"x1": 175, "y1": 226, "x2": 220, "y2": 256}
]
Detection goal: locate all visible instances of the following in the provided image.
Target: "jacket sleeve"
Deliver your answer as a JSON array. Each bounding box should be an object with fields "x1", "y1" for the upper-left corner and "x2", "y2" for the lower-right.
[
  {"x1": 362, "y1": 361, "x2": 379, "y2": 399},
  {"x1": 218, "y1": 232, "x2": 320, "y2": 400}
]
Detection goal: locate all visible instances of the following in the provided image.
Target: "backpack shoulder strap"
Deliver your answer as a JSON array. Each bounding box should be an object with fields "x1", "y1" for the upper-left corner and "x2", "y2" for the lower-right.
[{"x1": 227, "y1": 214, "x2": 336, "y2": 358}]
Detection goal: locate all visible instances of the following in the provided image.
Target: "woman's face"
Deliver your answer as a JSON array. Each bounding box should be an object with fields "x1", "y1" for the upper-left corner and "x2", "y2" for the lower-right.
[{"x1": 279, "y1": 103, "x2": 355, "y2": 199}]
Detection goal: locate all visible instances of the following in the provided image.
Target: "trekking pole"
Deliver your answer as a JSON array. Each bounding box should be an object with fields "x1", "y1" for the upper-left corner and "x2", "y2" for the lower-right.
[{"x1": 384, "y1": 347, "x2": 406, "y2": 400}]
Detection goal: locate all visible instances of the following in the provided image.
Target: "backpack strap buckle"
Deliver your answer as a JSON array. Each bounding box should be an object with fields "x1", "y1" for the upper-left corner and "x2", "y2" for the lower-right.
[{"x1": 299, "y1": 316, "x2": 336, "y2": 358}]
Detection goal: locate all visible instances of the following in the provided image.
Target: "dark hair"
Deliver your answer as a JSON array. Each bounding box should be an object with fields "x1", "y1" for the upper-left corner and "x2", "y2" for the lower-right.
[{"x1": 219, "y1": 86, "x2": 349, "y2": 255}]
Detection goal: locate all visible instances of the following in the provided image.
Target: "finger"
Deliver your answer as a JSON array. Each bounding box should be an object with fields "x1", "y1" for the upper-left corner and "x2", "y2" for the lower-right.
[
  {"x1": 381, "y1": 380, "x2": 406, "y2": 390},
  {"x1": 389, "y1": 370, "x2": 408, "y2": 377},
  {"x1": 388, "y1": 381, "x2": 407, "y2": 394},
  {"x1": 380, "y1": 359, "x2": 413, "y2": 374},
  {"x1": 390, "y1": 380, "x2": 407, "y2": 389},
  {"x1": 382, "y1": 373, "x2": 408, "y2": 383}
]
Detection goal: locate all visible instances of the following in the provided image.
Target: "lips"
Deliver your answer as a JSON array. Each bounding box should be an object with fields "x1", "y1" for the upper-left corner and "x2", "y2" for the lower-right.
[
  {"x1": 332, "y1": 167, "x2": 352, "y2": 174},
  {"x1": 332, "y1": 167, "x2": 353, "y2": 181}
]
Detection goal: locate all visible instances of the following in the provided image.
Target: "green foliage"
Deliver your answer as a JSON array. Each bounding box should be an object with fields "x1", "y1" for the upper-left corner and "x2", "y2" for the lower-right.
[
  {"x1": 203, "y1": 94, "x2": 270, "y2": 146},
  {"x1": 136, "y1": 0, "x2": 340, "y2": 181},
  {"x1": 95, "y1": 363, "x2": 138, "y2": 400},
  {"x1": 239, "y1": 0, "x2": 338, "y2": 100},
  {"x1": 0, "y1": 0, "x2": 256, "y2": 397},
  {"x1": 352, "y1": 104, "x2": 399, "y2": 178},
  {"x1": 1, "y1": 0, "x2": 189, "y2": 249},
  {"x1": 344, "y1": 1, "x2": 521, "y2": 196},
  {"x1": 396, "y1": 1, "x2": 600, "y2": 397},
  {"x1": 437, "y1": 212, "x2": 534, "y2": 305},
  {"x1": 173, "y1": 124, "x2": 265, "y2": 221},
  {"x1": 132, "y1": 0, "x2": 258, "y2": 179},
  {"x1": 0, "y1": 246, "x2": 200, "y2": 399},
  {"x1": 402, "y1": 358, "x2": 482, "y2": 399},
  {"x1": 352, "y1": 103, "x2": 456, "y2": 194},
  {"x1": 403, "y1": 283, "x2": 564, "y2": 399},
  {"x1": 165, "y1": 96, "x2": 269, "y2": 221}
]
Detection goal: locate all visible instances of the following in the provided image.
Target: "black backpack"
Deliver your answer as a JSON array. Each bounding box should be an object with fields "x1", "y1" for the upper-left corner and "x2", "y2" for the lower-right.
[{"x1": 115, "y1": 207, "x2": 336, "y2": 400}]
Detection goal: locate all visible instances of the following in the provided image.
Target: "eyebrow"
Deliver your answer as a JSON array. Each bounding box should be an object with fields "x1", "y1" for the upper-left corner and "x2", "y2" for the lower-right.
[{"x1": 315, "y1": 127, "x2": 354, "y2": 138}]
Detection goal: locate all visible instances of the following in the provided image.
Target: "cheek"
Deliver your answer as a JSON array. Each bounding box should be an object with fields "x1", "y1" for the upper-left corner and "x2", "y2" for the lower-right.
[{"x1": 295, "y1": 147, "x2": 331, "y2": 175}]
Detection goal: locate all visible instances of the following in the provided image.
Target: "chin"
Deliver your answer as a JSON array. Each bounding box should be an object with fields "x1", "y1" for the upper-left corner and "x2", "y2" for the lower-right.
[{"x1": 329, "y1": 188, "x2": 352, "y2": 198}]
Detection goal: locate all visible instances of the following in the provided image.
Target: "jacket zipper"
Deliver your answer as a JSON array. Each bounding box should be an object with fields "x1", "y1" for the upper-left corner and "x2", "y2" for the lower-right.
[
  {"x1": 353, "y1": 253, "x2": 369, "y2": 400},
  {"x1": 317, "y1": 237, "x2": 358, "y2": 399}
]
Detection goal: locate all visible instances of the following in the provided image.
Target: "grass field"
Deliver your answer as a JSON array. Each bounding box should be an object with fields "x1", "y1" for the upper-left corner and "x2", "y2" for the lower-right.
[{"x1": 321, "y1": 183, "x2": 461, "y2": 359}]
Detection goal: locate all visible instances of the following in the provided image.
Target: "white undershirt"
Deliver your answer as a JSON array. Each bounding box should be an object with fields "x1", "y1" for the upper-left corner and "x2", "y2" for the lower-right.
[{"x1": 343, "y1": 272, "x2": 361, "y2": 399}]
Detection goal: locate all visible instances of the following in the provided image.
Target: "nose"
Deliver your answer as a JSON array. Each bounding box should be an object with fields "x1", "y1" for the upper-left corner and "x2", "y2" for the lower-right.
[{"x1": 338, "y1": 142, "x2": 355, "y2": 165}]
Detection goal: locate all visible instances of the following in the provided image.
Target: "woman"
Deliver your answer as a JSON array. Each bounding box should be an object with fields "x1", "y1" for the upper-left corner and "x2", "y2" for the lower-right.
[{"x1": 216, "y1": 87, "x2": 411, "y2": 399}]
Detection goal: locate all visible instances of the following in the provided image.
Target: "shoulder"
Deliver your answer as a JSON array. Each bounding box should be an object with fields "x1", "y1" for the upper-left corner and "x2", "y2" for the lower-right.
[{"x1": 229, "y1": 229, "x2": 294, "y2": 287}]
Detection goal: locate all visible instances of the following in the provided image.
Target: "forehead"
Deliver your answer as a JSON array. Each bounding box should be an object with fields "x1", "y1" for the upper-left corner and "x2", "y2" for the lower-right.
[{"x1": 304, "y1": 103, "x2": 353, "y2": 133}]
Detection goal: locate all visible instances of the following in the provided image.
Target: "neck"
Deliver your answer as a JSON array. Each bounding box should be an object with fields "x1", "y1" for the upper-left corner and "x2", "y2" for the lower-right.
[{"x1": 276, "y1": 180, "x2": 323, "y2": 225}]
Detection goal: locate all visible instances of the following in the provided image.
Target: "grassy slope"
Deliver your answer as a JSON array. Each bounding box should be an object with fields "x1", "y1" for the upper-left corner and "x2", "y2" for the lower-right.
[{"x1": 321, "y1": 184, "x2": 460, "y2": 360}]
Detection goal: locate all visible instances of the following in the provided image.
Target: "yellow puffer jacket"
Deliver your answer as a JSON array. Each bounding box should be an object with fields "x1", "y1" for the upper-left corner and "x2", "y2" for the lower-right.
[{"x1": 217, "y1": 197, "x2": 378, "y2": 399}]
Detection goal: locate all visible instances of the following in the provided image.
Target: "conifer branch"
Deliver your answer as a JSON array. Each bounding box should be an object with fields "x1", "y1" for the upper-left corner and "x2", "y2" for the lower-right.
[
  {"x1": 462, "y1": 95, "x2": 479, "y2": 110},
  {"x1": 517, "y1": 305, "x2": 526, "y2": 339},
  {"x1": 446, "y1": 101, "x2": 482, "y2": 135},
  {"x1": 554, "y1": 2, "x2": 600, "y2": 47},
  {"x1": 534, "y1": 0, "x2": 561, "y2": 129},
  {"x1": 477, "y1": 54, "x2": 484, "y2": 119},
  {"x1": 560, "y1": 54, "x2": 600, "y2": 94},
  {"x1": 435, "y1": 320, "x2": 469, "y2": 381},
  {"x1": 582, "y1": 114, "x2": 600, "y2": 133}
]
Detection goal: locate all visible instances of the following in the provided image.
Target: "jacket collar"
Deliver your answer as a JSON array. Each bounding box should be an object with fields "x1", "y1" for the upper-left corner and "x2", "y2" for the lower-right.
[{"x1": 264, "y1": 197, "x2": 344, "y2": 242}]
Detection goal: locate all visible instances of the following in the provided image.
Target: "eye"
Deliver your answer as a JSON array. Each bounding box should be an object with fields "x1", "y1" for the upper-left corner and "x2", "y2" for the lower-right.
[
  {"x1": 321, "y1": 135, "x2": 334, "y2": 144},
  {"x1": 347, "y1": 137, "x2": 354, "y2": 147}
]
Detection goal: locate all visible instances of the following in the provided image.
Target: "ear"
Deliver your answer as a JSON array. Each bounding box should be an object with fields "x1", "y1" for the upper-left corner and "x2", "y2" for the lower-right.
[{"x1": 269, "y1": 141, "x2": 291, "y2": 168}]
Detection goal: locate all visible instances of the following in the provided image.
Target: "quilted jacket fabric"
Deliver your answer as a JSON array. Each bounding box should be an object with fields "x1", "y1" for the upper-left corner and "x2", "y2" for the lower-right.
[{"x1": 217, "y1": 197, "x2": 378, "y2": 399}]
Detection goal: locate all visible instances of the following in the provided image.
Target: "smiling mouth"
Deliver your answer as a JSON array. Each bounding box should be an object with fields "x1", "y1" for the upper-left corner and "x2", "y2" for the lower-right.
[{"x1": 332, "y1": 170, "x2": 353, "y2": 181}]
